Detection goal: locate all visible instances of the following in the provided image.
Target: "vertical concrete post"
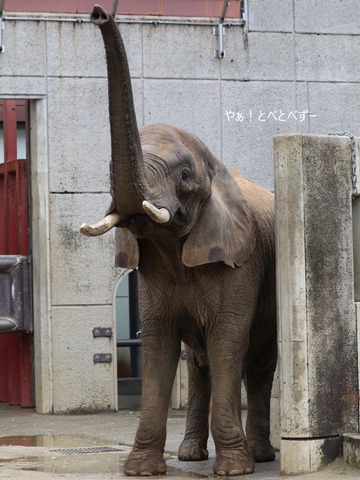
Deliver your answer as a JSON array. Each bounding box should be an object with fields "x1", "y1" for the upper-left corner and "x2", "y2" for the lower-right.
[
  {"x1": 353, "y1": 136, "x2": 360, "y2": 300},
  {"x1": 352, "y1": 138, "x2": 360, "y2": 429},
  {"x1": 30, "y1": 99, "x2": 53, "y2": 414},
  {"x1": 274, "y1": 134, "x2": 359, "y2": 475}
]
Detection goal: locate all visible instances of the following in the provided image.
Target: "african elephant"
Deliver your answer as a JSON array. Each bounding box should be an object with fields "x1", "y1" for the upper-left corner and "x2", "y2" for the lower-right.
[{"x1": 81, "y1": 5, "x2": 277, "y2": 476}]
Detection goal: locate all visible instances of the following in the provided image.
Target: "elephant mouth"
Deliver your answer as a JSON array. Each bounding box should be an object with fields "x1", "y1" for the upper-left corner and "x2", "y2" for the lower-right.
[
  {"x1": 126, "y1": 213, "x2": 166, "y2": 238},
  {"x1": 126, "y1": 206, "x2": 189, "y2": 238},
  {"x1": 172, "y1": 208, "x2": 188, "y2": 229},
  {"x1": 166, "y1": 208, "x2": 192, "y2": 237}
]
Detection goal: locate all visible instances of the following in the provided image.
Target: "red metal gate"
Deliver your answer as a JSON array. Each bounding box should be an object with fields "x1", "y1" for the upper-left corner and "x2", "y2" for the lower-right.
[{"x1": 0, "y1": 100, "x2": 33, "y2": 407}]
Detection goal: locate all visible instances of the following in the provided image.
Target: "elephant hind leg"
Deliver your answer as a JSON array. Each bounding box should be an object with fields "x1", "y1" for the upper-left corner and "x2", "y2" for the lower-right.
[
  {"x1": 245, "y1": 365, "x2": 276, "y2": 463},
  {"x1": 178, "y1": 347, "x2": 210, "y2": 462}
]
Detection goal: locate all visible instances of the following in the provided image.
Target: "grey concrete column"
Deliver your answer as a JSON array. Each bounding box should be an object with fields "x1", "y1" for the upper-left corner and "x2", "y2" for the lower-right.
[
  {"x1": 30, "y1": 99, "x2": 53, "y2": 414},
  {"x1": 274, "y1": 134, "x2": 359, "y2": 475}
]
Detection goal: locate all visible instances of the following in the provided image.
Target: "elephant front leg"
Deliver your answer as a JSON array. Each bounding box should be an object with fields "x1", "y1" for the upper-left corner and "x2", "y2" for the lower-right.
[
  {"x1": 178, "y1": 347, "x2": 210, "y2": 461},
  {"x1": 123, "y1": 328, "x2": 180, "y2": 476},
  {"x1": 208, "y1": 337, "x2": 254, "y2": 476}
]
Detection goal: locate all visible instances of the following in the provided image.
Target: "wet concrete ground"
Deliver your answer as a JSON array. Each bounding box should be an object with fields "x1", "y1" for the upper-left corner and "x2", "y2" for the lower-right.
[{"x1": 1, "y1": 403, "x2": 360, "y2": 479}]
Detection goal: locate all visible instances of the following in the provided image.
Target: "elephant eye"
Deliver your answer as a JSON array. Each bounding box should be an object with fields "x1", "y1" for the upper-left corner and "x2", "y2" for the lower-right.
[{"x1": 181, "y1": 169, "x2": 191, "y2": 181}]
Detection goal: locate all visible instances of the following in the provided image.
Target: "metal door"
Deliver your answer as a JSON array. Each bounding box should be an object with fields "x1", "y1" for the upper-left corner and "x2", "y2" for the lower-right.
[{"x1": 0, "y1": 100, "x2": 33, "y2": 407}]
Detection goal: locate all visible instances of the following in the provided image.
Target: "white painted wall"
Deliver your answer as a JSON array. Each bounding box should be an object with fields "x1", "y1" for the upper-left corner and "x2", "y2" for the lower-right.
[{"x1": 0, "y1": 0, "x2": 359, "y2": 414}]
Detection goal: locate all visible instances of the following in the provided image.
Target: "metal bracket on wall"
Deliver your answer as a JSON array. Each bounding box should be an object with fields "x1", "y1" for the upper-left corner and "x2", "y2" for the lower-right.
[
  {"x1": 214, "y1": 0, "x2": 247, "y2": 59},
  {"x1": 93, "y1": 327, "x2": 113, "y2": 338},
  {"x1": 94, "y1": 353, "x2": 112, "y2": 363}
]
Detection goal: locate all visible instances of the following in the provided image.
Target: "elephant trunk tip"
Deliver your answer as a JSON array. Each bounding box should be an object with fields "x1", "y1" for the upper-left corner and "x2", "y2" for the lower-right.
[{"x1": 90, "y1": 4, "x2": 111, "y2": 25}]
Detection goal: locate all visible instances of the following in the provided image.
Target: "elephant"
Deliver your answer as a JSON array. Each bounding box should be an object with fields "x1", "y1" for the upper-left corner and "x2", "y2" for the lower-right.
[{"x1": 81, "y1": 5, "x2": 277, "y2": 476}]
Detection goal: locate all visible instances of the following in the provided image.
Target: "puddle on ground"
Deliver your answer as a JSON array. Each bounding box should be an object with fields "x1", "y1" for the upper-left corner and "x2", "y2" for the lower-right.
[
  {"x1": 0, "y1": 435, "x2": 207, "y2": 477},
  {"x1": 167, "y1": 465, "x2": 209, "y2": 478},
  {"x1": 0, "y1": 434, "x2": 113, "y2": 448},
  {"x1": 23, "y1": 459, "x2": 206, "y2": 477}
]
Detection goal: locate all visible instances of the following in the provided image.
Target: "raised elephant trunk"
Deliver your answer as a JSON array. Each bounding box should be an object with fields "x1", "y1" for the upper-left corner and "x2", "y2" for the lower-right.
[
  {"x1": 91, "y1": 4, "x2": 147, "y2": 215},
  {"x1": 80, "y1": 5, "x2": 171, "y2": 236}
]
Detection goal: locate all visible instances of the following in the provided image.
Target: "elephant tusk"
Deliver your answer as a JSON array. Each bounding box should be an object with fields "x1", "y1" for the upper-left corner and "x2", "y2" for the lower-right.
[
  {"x1": 142, "y1": 201, "x2": 171, "y2": 224},
  {"x1": 80, "y1": 211, "x2": 122, "y2": 237}
]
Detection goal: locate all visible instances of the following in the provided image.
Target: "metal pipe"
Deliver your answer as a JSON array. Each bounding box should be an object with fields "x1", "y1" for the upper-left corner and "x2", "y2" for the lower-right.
[
  {"x1": 0, "y1": 0, "x2": 4, "y2": 53},
  {"x1": 1, "y1": 15, "x2": 244, "y2": 27},
  {"x1": 240, "y1": 0, "x2": 247, "y2": 24},
  {"x1": 117, "y1": 339, "x2": 142, "y2": 347},
  {"x1": 112, "y1": 0, "x2": 119, "y2": 17},
  {"x1": 219, "y1": 0, "x2": 230, "y2": 24},
  {"x1": 214, "y1": 0, "x2": 232, "y2": 59}
]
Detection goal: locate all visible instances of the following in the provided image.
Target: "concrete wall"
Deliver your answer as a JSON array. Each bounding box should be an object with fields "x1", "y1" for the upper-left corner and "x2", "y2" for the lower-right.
[{"x1": 1, "y1": 0, "x2": 359, "y2": 413}]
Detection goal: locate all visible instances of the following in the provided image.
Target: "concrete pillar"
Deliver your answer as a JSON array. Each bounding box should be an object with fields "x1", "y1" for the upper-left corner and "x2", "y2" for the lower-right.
[
  {"x1": 353, "y1": 203, "x2": 360, "y2": 301},
  {"x1": 30, "y1": 99, "x2": 53, "y2": 414},
  {"x1": 274, "y1": 134, "x2": 359, "y2": 475}
]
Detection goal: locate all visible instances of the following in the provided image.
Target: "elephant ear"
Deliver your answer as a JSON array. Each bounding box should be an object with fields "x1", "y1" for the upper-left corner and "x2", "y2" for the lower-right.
[
  {"x1": 182, "y1": 164, "x2": 256, "y2": 268},
  {"x1": 115, "y1": 228, "x2": 139, "y2": 269}
]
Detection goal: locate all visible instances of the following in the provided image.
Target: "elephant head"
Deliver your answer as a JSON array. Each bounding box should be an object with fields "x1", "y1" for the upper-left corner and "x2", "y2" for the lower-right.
[{"x1": 81, "y1": 5, "x2": 256, "y2": 269}]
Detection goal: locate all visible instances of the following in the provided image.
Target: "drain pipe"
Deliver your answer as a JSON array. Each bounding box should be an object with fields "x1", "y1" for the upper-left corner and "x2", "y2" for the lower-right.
[
  {"x1": 0, "y1": 0, "x2": 5, "y2": 53},
  {"x1": 111, "y1": 0, "x2": 119, "y2": 17},
  {"x1": 213, "y1": 0, "x2": 230, "y2": 58}
]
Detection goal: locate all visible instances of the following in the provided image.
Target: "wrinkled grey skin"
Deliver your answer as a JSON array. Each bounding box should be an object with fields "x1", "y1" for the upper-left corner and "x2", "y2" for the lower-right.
[{"x1": 82, "y1": 5, "x2": 277, "y2": 476}]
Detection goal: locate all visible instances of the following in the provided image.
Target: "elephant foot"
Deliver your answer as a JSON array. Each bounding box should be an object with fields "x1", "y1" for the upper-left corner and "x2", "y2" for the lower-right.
[
  {"x1": 248, "y1": 440, "x2": 276, "y2": 463},
  {"x1": 123, "y1": 449, "x2": 167, "y2": 476},
  {"x1": 178, "y1": 439, "x2": 208, "y2": 461},
  {"x1": 213, "y1": 448, "x2": 255, "y2": 476}
]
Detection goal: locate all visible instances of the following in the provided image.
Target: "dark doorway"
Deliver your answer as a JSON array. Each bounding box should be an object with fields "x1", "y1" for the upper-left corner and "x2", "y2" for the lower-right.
[{"x1": 116, "y1": 270, "x2": 142, "y2": 409}]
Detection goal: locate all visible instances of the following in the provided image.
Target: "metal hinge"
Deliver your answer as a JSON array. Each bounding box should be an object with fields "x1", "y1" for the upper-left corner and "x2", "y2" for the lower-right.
[
  {"x1": 93, "y1": 327, "x2": 112, "y2": 338},
  {"x1": 94, "y1": 353, "x2": 112, "y2": 363}
]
